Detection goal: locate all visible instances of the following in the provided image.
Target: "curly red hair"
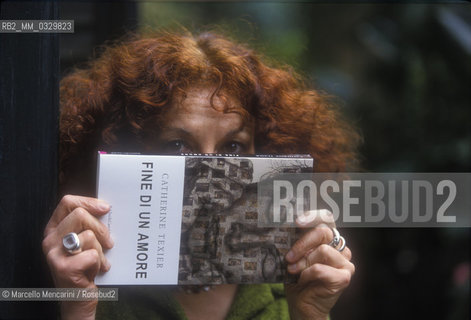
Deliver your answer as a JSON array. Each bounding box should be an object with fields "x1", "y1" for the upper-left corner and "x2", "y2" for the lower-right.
[{"x1": 60, "y1": 30, "x2": 361, "y2": 196}]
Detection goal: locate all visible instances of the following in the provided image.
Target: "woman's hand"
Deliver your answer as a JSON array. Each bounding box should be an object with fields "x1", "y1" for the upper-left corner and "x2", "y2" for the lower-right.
[
  {"x1": 284, "y1": 210, "x2": 355, "y2": 320},
  {"x1": 42, "y1": 195, "x2": 114, "y2": 320}
]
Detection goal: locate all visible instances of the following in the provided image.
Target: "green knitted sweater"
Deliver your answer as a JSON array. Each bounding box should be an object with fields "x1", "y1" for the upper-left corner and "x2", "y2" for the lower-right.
[{"x1": 96, "y1": 284, "x2": 290, "y2": 320}]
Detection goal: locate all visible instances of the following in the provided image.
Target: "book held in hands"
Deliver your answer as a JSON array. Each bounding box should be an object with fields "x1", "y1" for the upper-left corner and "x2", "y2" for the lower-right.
[{"x1": 95, "y1": 152, "x2": 313, "y2": 285}]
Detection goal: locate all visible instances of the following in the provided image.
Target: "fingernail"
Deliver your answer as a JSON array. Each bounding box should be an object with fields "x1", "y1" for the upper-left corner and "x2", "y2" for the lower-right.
[
  {"x1": 286, "y1": 250, "x2": 295, "y2": 261},
  {"x1": 288, "y1": 264, "x2": 297, "y2": 272},
  {"x1": 108, "y1": 236, "x2": 115, "y2": 248},
  {"x1": 297, "y1": 212, "x2": 315, "y2": 225},
  {"x1": 297, "y1": 259, "x2": 307, "y2": 270},
  {"x1": 104, "y1": 259, "x2": 111, "y2": 271},
  {"x1": 98, "y1": 201, "x2": 110, "y2": 211},
  {"x1": 297, "y1": 214, "x2": 308, "y2": 224}
]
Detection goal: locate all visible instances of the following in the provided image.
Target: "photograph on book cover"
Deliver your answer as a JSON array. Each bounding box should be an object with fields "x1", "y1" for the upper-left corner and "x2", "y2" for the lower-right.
[{"x1": 179, "y1": 156, "x2": 313, "y2": 284}]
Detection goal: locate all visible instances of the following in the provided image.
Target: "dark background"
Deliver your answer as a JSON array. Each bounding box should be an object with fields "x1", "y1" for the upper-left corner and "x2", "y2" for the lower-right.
[{"x1": 1, "y1": 1, "x2": 470, "y2": 319}]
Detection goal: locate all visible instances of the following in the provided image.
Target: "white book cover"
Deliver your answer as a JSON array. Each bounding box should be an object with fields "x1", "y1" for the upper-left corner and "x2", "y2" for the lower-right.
[{"x1": 95, "y1": 153, "x2": 313, "y2": 285}]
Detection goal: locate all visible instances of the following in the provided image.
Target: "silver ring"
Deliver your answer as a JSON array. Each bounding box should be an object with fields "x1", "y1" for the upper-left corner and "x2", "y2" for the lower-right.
[
  {"x1": 328, "y1": 227, "x2": 346, "y2": 252},
  {"x1": 337, "y1": 236, "x2": 346, "y2": 252},
  {"x1": 328, "y1": 227, "x2": 340, "y2": 248},
  {"x1": 62, "y1": 232, "x2": 81, "y2": 254}
]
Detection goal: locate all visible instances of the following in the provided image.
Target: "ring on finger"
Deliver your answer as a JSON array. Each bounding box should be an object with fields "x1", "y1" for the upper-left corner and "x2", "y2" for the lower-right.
[
  {"x1": 337, "y1": 236, "x2": 346, "y2": 252},
  {"x1": 62, "y1": 232, "x2": 81, "y2": 254},
  {"x1": 328, "y1": 227, "x2": 340, "y2": 247},
  {"x1": 328, "y1": 227, "x2": 347, "y2": 252}
]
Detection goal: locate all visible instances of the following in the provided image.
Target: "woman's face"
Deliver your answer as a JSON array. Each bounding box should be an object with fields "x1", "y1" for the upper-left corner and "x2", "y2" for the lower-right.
[{"x1": 155, "y1": 87, "x2": 255, "y2": 154}]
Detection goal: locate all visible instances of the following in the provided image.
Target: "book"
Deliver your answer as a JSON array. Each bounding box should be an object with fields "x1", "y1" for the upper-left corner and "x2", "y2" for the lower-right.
[{"x1": 95, "y1": 153, "x2": 313, "y2": 285}]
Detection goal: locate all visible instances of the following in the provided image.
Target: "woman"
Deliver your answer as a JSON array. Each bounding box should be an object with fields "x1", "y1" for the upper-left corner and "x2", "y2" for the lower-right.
[{"x1": 42, "y1": 30, "x2": 359, "y2": 320}]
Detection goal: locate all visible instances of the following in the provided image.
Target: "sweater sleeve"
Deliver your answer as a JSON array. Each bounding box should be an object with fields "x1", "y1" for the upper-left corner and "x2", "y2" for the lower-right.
[{"x1": 226, "y1": 284, "x2": 289, "y2": 320}]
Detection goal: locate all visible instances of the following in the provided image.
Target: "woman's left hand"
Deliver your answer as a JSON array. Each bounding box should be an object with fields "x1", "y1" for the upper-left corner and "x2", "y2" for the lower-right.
[{"x1": 284, "y1": 210, "x2": 355, "y2": 320}]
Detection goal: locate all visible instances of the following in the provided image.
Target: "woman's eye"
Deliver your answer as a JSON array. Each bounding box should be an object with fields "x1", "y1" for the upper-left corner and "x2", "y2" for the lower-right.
[
  {"x1": 223, "y1": 142, "x2": 244, "y2": 154},
  {"x1": 160, "y1": 140, "x2": 191, "y2": 154}
]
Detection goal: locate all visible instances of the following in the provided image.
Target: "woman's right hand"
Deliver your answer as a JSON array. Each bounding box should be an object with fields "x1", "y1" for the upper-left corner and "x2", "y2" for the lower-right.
[{"x1": 42, "y1": 195, "x2": 114, "y2": 320}]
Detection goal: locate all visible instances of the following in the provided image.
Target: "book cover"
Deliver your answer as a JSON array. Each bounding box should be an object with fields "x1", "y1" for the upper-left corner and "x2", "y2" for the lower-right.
[{"x1": 95, "y1": 153, "x2": 313, "y2": 285}]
